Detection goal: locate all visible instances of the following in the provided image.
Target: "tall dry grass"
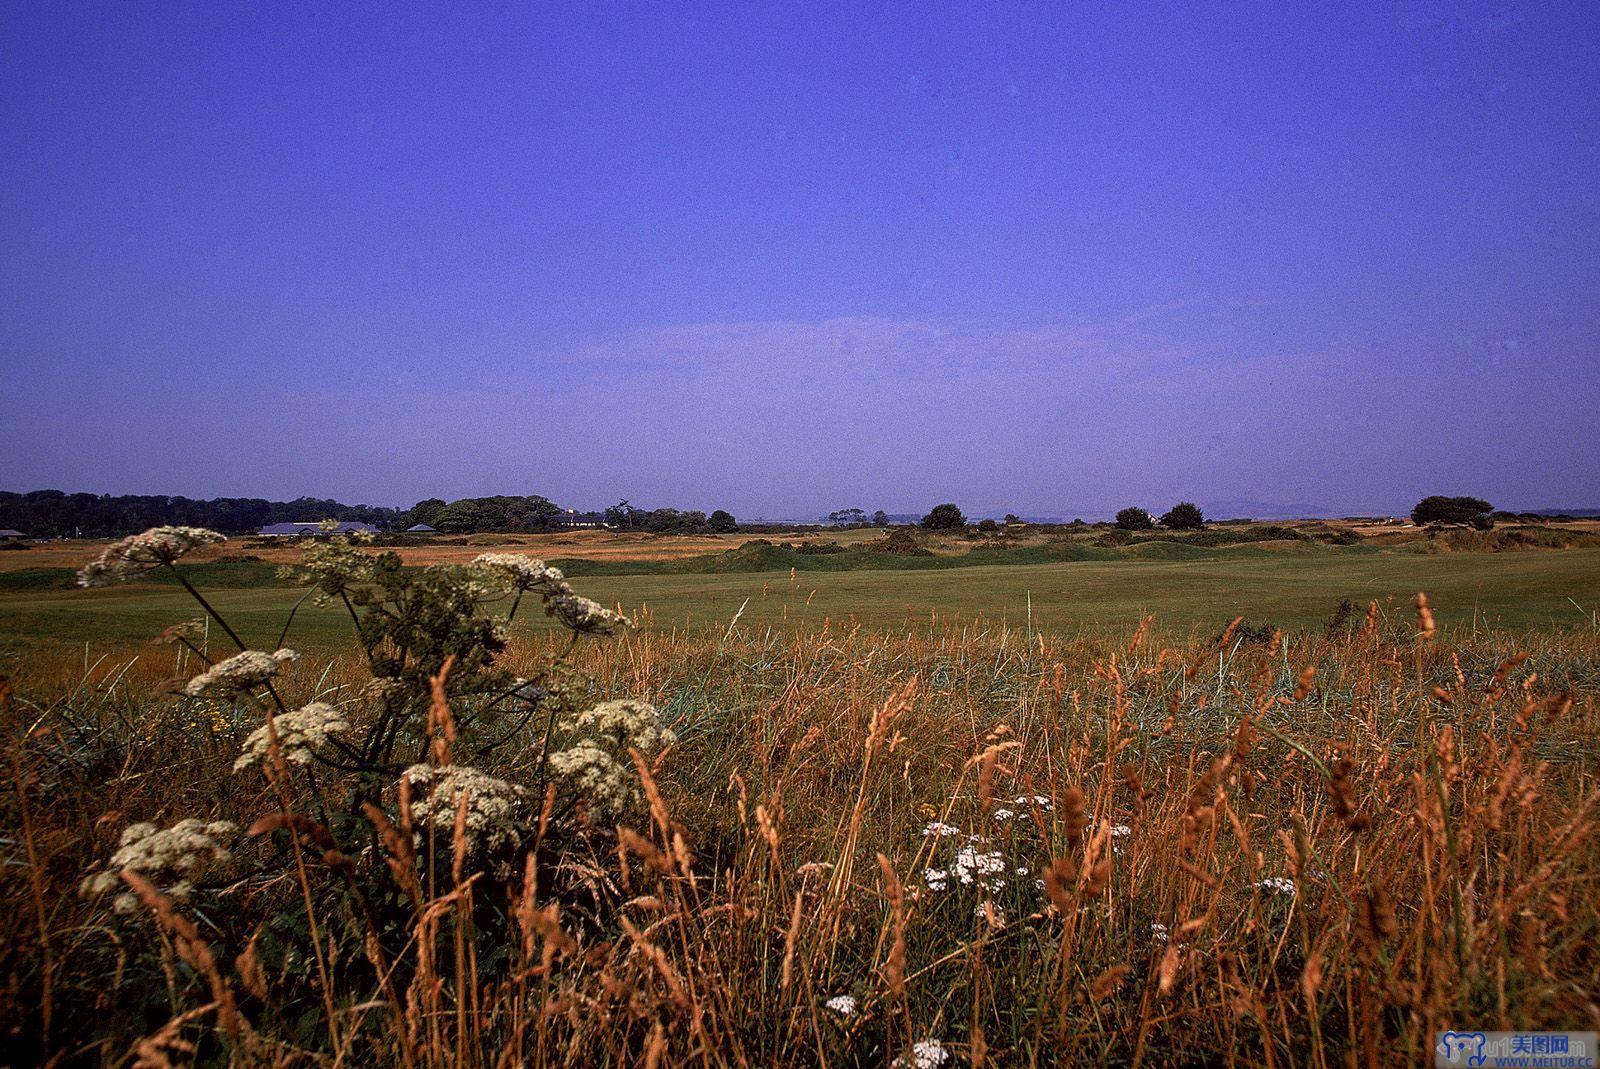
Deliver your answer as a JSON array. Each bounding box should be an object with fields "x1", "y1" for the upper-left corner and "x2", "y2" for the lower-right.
[{"x1": 3, "y1": 600, "x2": 1598, "y2": 1066}]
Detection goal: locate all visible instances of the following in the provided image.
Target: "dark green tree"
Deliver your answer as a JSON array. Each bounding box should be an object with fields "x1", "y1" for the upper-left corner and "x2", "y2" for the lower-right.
[
  {"x1": 1160, "y1": 502, "x2": 1205, "y2": 530},
  {"x1": 921, "y1": 503, "x2": 967, "y2": 530},
  {"x1": 1411, "y1": 496, "x2": 1494, "y2": 527},
  {"x1": 708, "y1": 510, "x2": 738, "y2": 533},
  {"x1": 1115, "y1": 507, "x2": 1154, "y2": 531}
]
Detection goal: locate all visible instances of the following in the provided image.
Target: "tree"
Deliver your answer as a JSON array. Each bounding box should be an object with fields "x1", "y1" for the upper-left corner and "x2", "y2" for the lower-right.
[
  {"x1": 1003, "y1": 513, "x2": 1021, "y2": 526},
  {"x1": 708, "y1": 509, "x2": 738, "y2": 533},
  {"x1": 604, "y1": 499, "x2": 644, "y2": 530},
  {"x1": 977, "y1": 518, "x2": 999, "y2": 532},
  {"x1": 1160, "y1": 502, "x2": 1205, "y2": 530},
  {"x1": 1411, "y1": 495, "x2": 1494, "y2": 527},
  {"x1": 921, "y1": 503, "x2": 967, "y2": 530},
  {"x1": 871, "y1": 510, "x2": 889, "y2": 527},
  {"x1": 1115, "y1": 507, "x2": 1154, "y2": 531},
  {"x1": 827, "y1": 508, "x2": 868, "y2": 527}
]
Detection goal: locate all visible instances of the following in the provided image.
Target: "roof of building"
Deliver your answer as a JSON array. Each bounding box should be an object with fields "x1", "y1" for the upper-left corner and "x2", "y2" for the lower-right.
[
  {"x1": 257, "y1": 521, "x2": 378, "y2": 536},
  {"x1": 405, "y1": 524, "x2": 439, "y2": 532},
  {"x1": 0, "y1": 529, "x2": 26, "y2": 538}
]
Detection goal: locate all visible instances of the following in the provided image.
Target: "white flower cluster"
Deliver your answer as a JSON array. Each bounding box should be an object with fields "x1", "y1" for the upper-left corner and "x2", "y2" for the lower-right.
[
  {"x1": 80, "y1": 818, "x2": 237, "y2": 914},
  {"x1": 1255, "y1": 876, "x2": 1296, "y2": 896},
  {"x1": 824, "y1": 994, "x2": 858, "y2": 1018},
  {"x1": 1013, "y1": 794, "x2": 1054, "y2": 811},
  {"x1": 78, "y1": 526, "x2": 226, "y2": 586},
  {"x1": 183, "y1": 649, "x2": 298, "y2": 697},
  {"x1": 922, "y1": 821, "x2": 961, "y2": 838},
  {"x1": 473, "y1": 554, "x2": 571, "y2": 595},
  {"x1": 1151, "y1": 921, "x2": 1170, "y2": 944},
  {"x1": 895, "y1": 1039, "x2": 951, "y2": 1069},
  {"x1": 546, "y1": 594, "x2": 629, "y2": 636},
  {"x1": 953, "y1": 843, "x2": 1008, "y2": 890},
  {"x1": 572, "y1": 699, "x2": 676, "y2": 753},
  {"x1": 234, "y1": 702, "x2": 351, "y2": 771},
  {"x1": 547, "y1": 741, "x2": 637, "y2": 818},
  {"x1": 402, "y1": 764, "x2": 531, "y2": 856}
]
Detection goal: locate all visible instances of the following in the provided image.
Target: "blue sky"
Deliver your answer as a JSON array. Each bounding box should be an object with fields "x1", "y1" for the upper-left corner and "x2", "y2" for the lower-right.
[{"x1": 2, "y1": 1, "x2": 1597, "y2": 518}]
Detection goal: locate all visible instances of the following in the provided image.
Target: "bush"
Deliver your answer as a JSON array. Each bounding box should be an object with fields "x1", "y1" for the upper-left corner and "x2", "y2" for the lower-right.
[
  {"x1": 708, "y1": 509, "x2": 738, "y2": 533},
  {"x1": 1114, "y1": 507, "x2": 1153, "y2": 531},
  {"x1": 1160, "y1": 502, "x2": 1205, "y2": 530},
  {"x1": 977, "y1": 518, "x2": 999, "y2": 533},
  {"x1": 921, "y1": 503, "x2": 967, "y2": 530},
  {"x1": 1412, "y1": 495, "x2": 1494, "y2": 527}
]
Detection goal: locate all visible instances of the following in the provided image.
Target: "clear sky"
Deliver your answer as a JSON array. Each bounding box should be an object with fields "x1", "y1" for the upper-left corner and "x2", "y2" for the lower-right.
[{"x1": 3, "y1": 1, "x2": 1597, "y2": 518}]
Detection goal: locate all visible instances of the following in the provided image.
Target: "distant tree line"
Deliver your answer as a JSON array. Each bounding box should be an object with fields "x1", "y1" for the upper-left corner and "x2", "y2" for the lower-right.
[
  {"x1": 0, "y1": 489, "x2": 741, "y2": 538},
  {"x1": 0, "y1": 490, "x2": 405, "y2": 538}
]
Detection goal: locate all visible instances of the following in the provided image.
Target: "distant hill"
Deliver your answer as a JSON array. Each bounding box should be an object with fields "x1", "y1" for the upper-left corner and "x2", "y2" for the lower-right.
[{"x1": 1199, "y1": 499, "x2": 1350, "y2": 521}]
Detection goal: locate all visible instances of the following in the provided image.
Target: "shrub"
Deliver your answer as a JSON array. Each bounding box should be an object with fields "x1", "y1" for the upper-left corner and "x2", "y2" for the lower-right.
[
  {"x1": 1411, "y1": 495, "x2": 1494, "y2": 527},
  {"x1": 977, "y1": 518, "x2": 999, "y2": 533},
  {"x1": 921, "y1": 503, "x2": 967, "y2": 530},
  {"x1": 1160, "y1": 502, "x2": 1205, "y2": 530},
  {"x1": 1114, "y1": 507, "x2": 1153, "y2": 531},
  {"x1": 708, "y1": 509, "x2": 738, "y2": 533}
]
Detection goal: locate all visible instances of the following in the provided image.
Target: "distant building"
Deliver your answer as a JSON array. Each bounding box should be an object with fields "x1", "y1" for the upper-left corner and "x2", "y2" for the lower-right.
[
  {"x1": 550, "y1": 510, "x2": 609, "y2": 529},
  {"x1": 257, "y1": 521, "x2": 378, "y2": 537},
  {"x1": 0, "y1": 529, "x2": 27, "y2": 541},
  {"x1": 405, "y1": 524, "x2": 439, "y2": 533}
]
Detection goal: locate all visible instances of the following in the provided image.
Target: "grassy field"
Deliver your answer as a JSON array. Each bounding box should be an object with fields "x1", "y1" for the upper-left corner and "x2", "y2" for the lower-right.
[
  {"x1": 3, "y1": 546, "x2": 1597, "y2": 664},
  {"x1": 3, "y1": 533, "x2": 1599, "y2": 1066}
]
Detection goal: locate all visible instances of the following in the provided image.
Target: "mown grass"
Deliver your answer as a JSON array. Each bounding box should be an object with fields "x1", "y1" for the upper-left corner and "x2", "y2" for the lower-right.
[
  {"x1": 4, "y1": 549, "x2": 1598, "y2": 663},
  {"x1": 2, "y1": 594, "x2": 1598, "y2": 1066}
]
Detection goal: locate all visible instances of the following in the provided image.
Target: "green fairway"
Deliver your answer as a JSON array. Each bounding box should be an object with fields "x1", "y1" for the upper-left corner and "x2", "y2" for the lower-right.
[{"x1": 3, "y1": 548, "x2": 1598, "y2": 661}]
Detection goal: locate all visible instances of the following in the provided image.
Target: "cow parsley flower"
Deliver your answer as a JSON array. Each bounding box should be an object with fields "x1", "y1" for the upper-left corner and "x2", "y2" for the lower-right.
[
  {"x1": 472, "y1": 554, "x2": 572, "y2": 596},
  {"x1": 1255, "y1": 876, "x2": 1296, "y2": 896},
  {"x1": 571, "y1": 699, "x2": 676, "y2": 753},
  {"x1": 548, "y1": 740, "x2": 637, "y2": 816},
  {"x1": 78, "y1": 526, "x2": 226, "y2": 586},
  {"x1": 546, "y1": 594, "x2": 629, "y2": 636},
  {"x1": 183, "y1": 649, "x2": 298, "y2": 697},
  {"x1": 922, "y1": 821, "x2": 961, "y2": 838},
  {"x1": 923, "y1": 867, "x2": 950, "y2": 892},
  {"x1": 80, "y1": 818, "x2": 237, "y2": 914},
  {"x1": 1151, "y1": 921, "x2": 1170, "y2": 944},
  {"x1": 402, "y1": 765, "x2": 531, "y2": 856},
  {"x1": 1013, "y1": 794, "x2": 1055, "y2": 811},
  {"x1": 234, "y1": 702, "x2": 350, "y2": 771}
]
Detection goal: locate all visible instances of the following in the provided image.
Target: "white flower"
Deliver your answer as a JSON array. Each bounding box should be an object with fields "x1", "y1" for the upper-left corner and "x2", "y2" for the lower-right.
[
  {"x1": 548, "y1": 740, "x2": 637, "y2": 817},
  {"x1": 992, "y1": 808, "x2": 1016, "y2": 821},
  {"x1": 953, "y1": 844, "x2": 1007, "y2": 889},
  {"x1": 974, "y1": 902, "x2": 1006, "y2": 924},
  {"x1": 896, "y1": 1039, "x2": 950, "y2": 1069},
  {"x1": 546, "y1": 594, "x2": 629, "y2": 636},
  {"x1": 1107, "y1": 824, "x2": 1133, "y2": 838},
  {"x1": 402, "y1": 765, "x2": 531, "y2": 856},
  {"x1": 234, "y1": 703, "x2": 350, "y2": 771},
  {"x1": 1151, "y1": 922, "x2": 1169, "y2": 943},
  {"x1": 1013, "y1": 794, "x2": 1054, "y2": 811},
  {"x1": 78, "y1": 526, "x2": 226, "y2": 586},
  {"x1": 1255, "y1": 876, "x2": 1296, "y2": 896},
  {"x1": 472, "y1": 554, "x2": 571, "y2": 596},
  {"x1": 922, "y1": 821, "x2": 961, "y2": 838},
  {"x1": 80, "y1": 818, "x2": 236, "y2": 914},
  {"x1": 824, "y1": 994, "x2": 858, "y2": 1017},
  {"x1": 923, "y1": 868, "x2": 949, "y2": 892},
  {"x1": 183, "y1": 649, "x2": 298, "y2": 697},
  {"x1": 572, "y1": 699, "x2": 676, "y2": 754}
]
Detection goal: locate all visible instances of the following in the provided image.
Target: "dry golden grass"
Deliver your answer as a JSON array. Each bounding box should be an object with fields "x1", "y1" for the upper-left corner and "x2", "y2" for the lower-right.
[{"x1": 3, "y1": 603, "x2": 1598, "y2": 1066}]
